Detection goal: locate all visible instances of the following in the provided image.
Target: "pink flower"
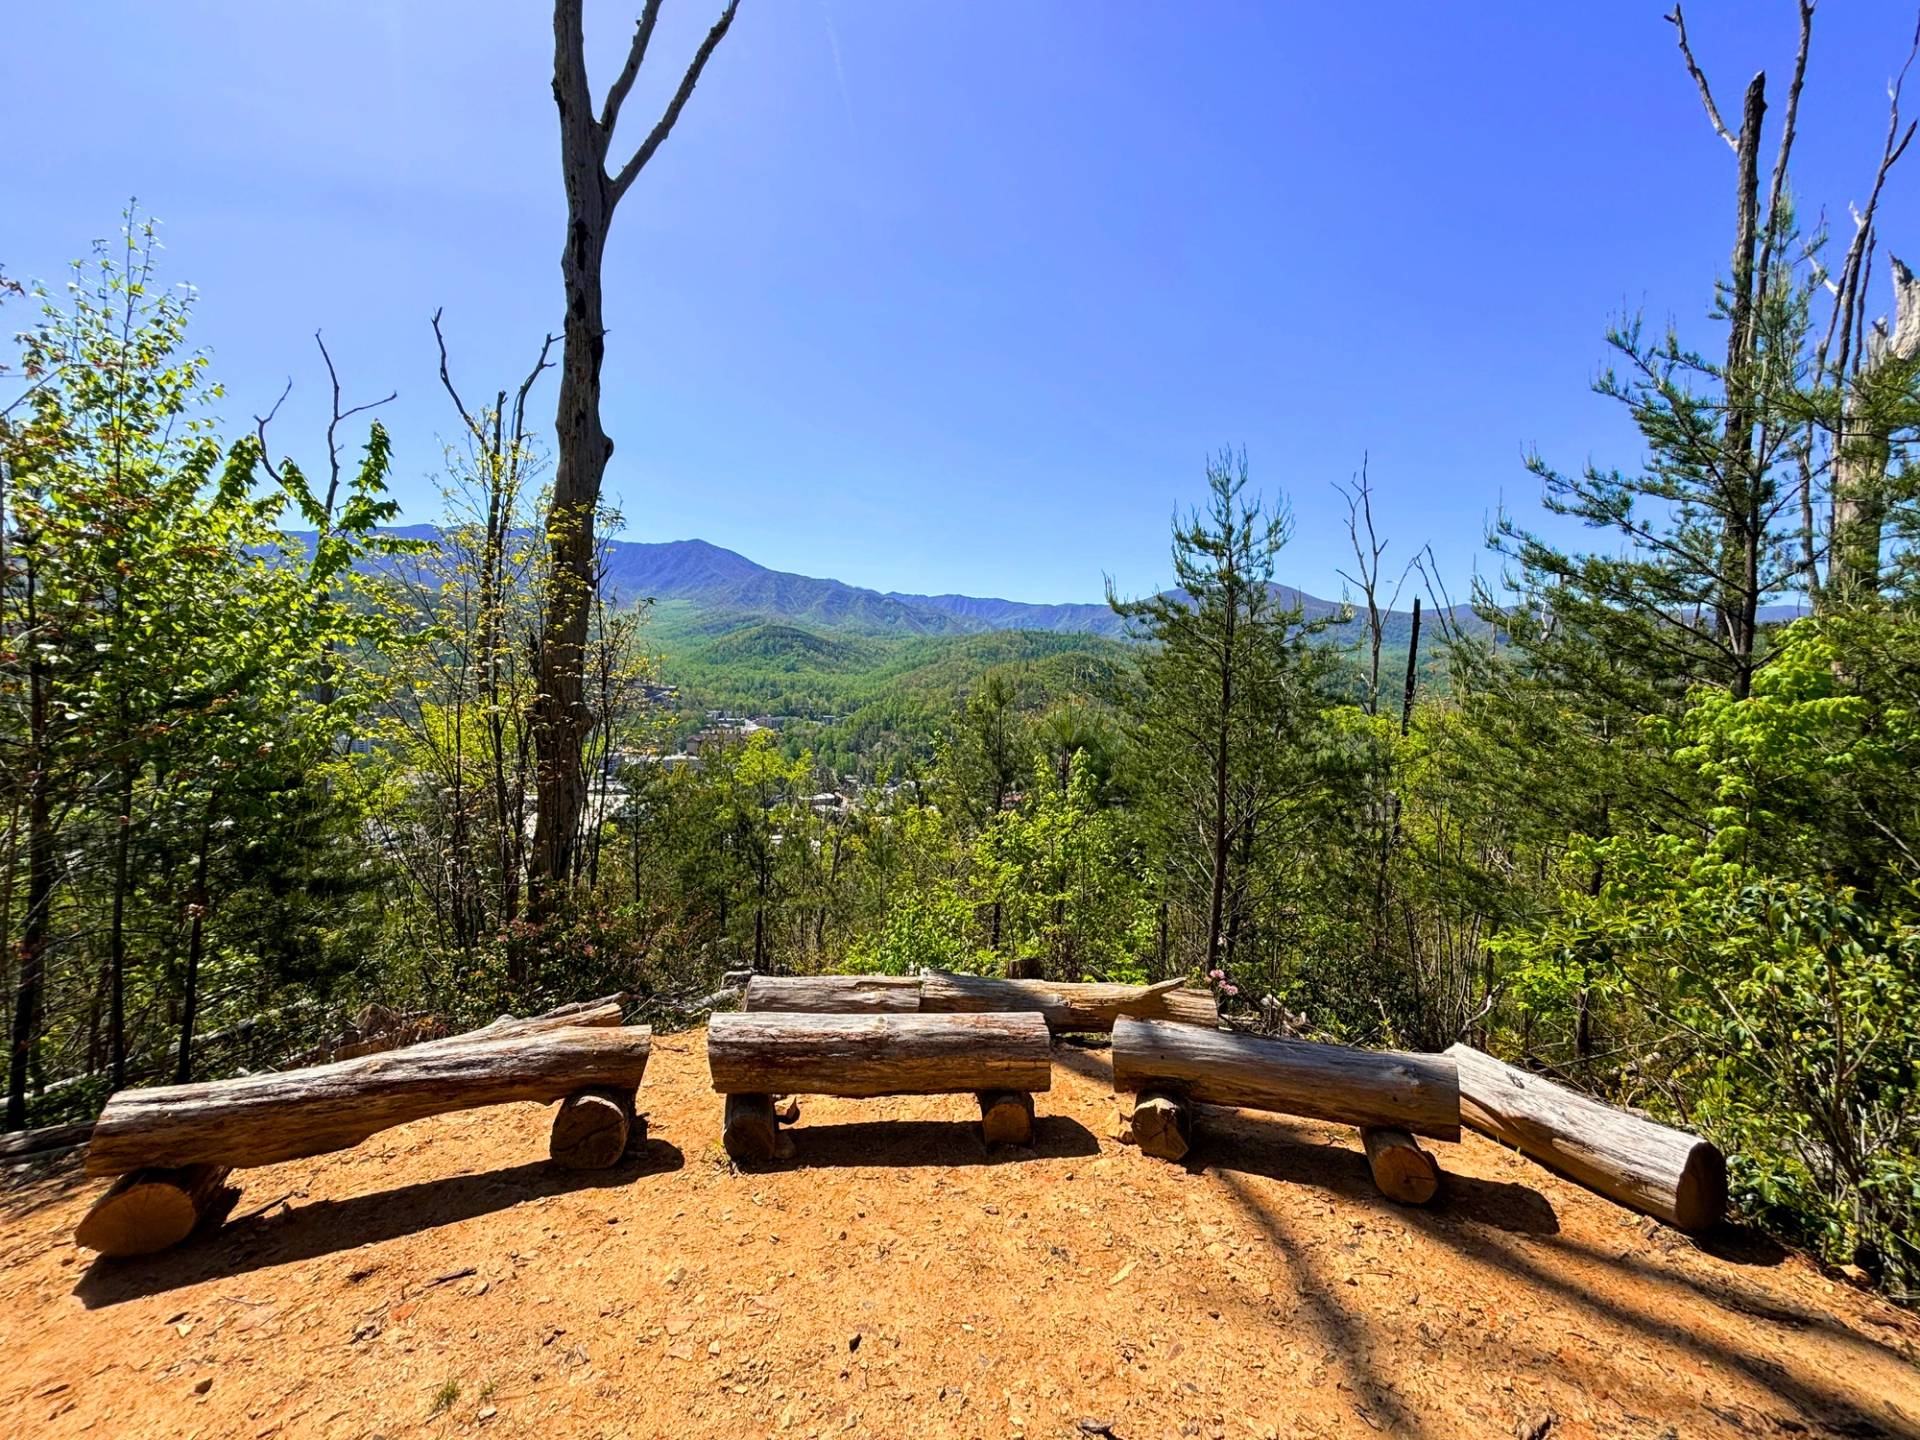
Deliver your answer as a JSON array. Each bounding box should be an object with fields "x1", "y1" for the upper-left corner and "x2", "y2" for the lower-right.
[
  {"x1": 1208, "y1": 968, "x2": 1225, "y2": 981},
  {"x1": 1221, "y1": 983, "x2": 1239, "y2": 996}
]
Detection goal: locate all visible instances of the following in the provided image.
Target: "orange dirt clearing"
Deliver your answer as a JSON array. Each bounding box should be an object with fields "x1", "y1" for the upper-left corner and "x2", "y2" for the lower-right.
[{"x1": 3, "y1": 1029, "x2": 1918, "y2": 1439}]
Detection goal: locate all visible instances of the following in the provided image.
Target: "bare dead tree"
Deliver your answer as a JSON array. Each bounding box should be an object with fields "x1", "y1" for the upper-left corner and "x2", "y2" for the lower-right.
[{"x1": 534, "y1": 0, "x2": 742, "y2": 905}]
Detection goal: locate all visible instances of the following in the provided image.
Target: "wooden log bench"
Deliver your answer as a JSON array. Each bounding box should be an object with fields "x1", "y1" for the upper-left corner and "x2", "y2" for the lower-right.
[
  {"x1": 707, "y1": 1011, "x2": 1053, "y2": 1160},
  {"x1": 742, "y1": 971, "x2": 1220, "y2": 1033},
  {"x1": 1111, "y1": 1016, "x2": 1460, "y2": 1204},
  {"x1": 76, "y1": 996, "x2": 648, "y2": 1258},
  {"x1": 1446, "y1": 1042, "x2": 1726, "y2": 1232}
]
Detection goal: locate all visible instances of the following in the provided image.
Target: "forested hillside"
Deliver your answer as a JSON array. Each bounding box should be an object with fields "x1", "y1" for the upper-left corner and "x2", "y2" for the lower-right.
[{"x1": 5, "y1": 2, "x2": 1920, "y2": 1311}]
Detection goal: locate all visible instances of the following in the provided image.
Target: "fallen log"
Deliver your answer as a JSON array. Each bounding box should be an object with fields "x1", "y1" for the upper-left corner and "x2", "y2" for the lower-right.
[
  {"x1": 75, "y1": 1164, "x2": 233, "y2": 1257},
  {"x1": 707, "y1": 1012, "x2": 1052, "y2": 1098},
  {"x1": 0, "y1": 1121, "x2": 94, "y2": 1159},
  {"x1": 920, "y1": 972, "x2": 1220, "y2": 1033},
  {"x1": 87, "y1": 1024, "x2": 652, "y2": 1176},
  {"x1": 1445, "y1": 1043, "x2": 1725, "y2": 1232},
  {"x1": 1361, "y1": 1126, "x2": 1440, "y2": 1205},
  {"x1": 1112, "y1": 1017, "x2": 1460, "y2": 1141},
  {"x1": 549, "y1": 1085, "x2": 637, "y2": 1170},
  {"x1": 743, "y1": 975, "x2": 921, "y2": 1014},
  {"x1": 467, "y1": 994, "x2": 628, "y2": 1038},
  {"x1": 976, "y1": 1089, "x2": 1036, "y2": 1146},
  {"x1": 1130, "y1": 1090, "x2": 1192, "y2": 1161}
]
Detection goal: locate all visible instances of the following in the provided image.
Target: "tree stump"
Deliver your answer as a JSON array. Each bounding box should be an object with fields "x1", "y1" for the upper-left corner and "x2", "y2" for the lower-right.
[
  {"x1": 723, "y1": 1092, "x2": 780, "y2": 1162},
  {"x1": 1361, "y1": 1126, "x2": 1440, "y2": 1204},
  {"x1": 1130, "y1": 1089, "x2": 1192, "y2": 1161},
  {"x1": 75, "y1": 1164, "x2": 233, "y2": 1257},
  {"x1": 977, "y1": 1089, "x2": 1035, "y2": 1146},
  {"x1": 549, "y1": 1085, "x2": 636, "y2": 1169}
]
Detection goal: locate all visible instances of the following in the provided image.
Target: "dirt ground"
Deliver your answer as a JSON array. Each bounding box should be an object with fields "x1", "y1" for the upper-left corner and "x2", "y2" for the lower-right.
[{"x1": 2, "y1": 1030, "x2": 1918, "y2": 1440}]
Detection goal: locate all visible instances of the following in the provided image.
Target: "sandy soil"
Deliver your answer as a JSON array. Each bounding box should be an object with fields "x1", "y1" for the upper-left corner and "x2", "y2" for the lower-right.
[{"x1": 2, "y1": 1030, "x2": 1918, "y2": 1440}]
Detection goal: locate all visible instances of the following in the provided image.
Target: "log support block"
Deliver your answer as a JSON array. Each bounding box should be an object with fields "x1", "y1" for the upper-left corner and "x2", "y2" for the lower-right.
[
  {"x1": 1130, "y1": 1089, "x2": 1192, "y2": 1161},
  {"x1": 977, "y1": 1089, "x2": 1036, "y2": 1146},
  {"x1": 75, "y1": 1163, "x2": 234, "y2": 1258},
  {"x1": 549, "y1": 1085, "x2": 636, "y2": 1170},
  {"x1": 723, "y1": 1093, "x2": 780, "y2": 1163},
  {"x1": 1361, "y1": 1126, "x2": 1440, "y2": 1205}
]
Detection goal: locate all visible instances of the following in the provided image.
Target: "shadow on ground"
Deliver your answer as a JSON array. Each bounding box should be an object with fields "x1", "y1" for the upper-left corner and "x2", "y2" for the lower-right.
[
  {"x1": 73, "y1": 1139, "x2": 684, "y2": 1309},
  {"x1": 740, "y1": 1115, "x2": 1101, "y2": 1172}
]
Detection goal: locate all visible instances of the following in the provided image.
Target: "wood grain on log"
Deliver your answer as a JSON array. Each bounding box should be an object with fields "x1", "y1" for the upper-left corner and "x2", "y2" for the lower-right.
[
  {"x1": 466, "y1": 994, "x2": 628, "y2": 1039},
  {"x1": 920, "y1": 972, "x2": 1219, "y2": 1033},
  {"x1": 87, "y1": 1025, "x2": 652, "y2": 1176},
  {"x1": 75, "y1": 1164, "x2": 232, "y2": 1257},
  {"x1": 1112, "y1": 1017, "x2": 1460, "y2": 1141},
  {"x1": 976, "y1": 1089, "x2": 1036, "y2": 1146},
  {"x1": 549, "y1": 1085, "x2": 636, "y2": 1169},
  {"x1": 743, "y1": 975, "x2": 921, "y2": 1014},
  {"x1": 722, "y1": 1093, "x2": 780, "y2": 1162},
  {"x1": 1361, "y1": 1126, "x2": 1440, "y2": 1204},
  {"x1": 707, "y1": 1012, "x2": 1051, "y2": 1098},
  {"x1": 1446, "y1": 1043, "x2": 1725, "y2": 1232},
  {"x1": 1130, "y1": 1089, "x2": 1192, "y2": 1161}
]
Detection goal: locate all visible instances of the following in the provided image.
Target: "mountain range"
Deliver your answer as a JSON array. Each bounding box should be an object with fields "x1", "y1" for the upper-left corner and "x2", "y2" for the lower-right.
[{"x1": 595, "y1": 537, "x2": 1461, "y2": 643}]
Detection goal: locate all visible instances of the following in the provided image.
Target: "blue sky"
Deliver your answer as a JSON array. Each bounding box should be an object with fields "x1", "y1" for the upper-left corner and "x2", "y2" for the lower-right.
[{"x1": 6, "y1": 2, "x2": 1919, "y2": 606}]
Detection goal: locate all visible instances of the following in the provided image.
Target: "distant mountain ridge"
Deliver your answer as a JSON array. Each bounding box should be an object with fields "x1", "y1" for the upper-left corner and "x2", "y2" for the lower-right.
[{"x1": 286, "y1": 529, "x2": 1473, "y2": 640}]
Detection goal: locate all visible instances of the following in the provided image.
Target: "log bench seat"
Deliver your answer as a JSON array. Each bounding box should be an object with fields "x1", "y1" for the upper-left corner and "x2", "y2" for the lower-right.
[
  {"x1": 75, "y1": 997, "x2": 651, "y2": 1258},
  {"x1": 706, "y1": 1010, "x2": 1053, "y2": 1160},
  {"x1": 1110, "y1": 1015, "x2": 1461, "y2": 1205}
]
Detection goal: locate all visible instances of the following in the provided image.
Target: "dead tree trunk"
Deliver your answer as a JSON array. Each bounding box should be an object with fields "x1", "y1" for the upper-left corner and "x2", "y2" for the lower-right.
[{"x1": 533, "y1": 0, "x2": 740, "y2": 903}]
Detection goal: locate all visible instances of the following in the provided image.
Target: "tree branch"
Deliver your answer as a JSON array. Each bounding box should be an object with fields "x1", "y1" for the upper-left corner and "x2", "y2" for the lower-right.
[
  {"x1": 610, "y1": 0, "x2": 741, "y2": 205},
  {"x1": 600, "y1": 0, "x2": 665, "y2": 134},
  {"x1": 1666, "y1": 4, "x2": 1742, "y2": 152}
]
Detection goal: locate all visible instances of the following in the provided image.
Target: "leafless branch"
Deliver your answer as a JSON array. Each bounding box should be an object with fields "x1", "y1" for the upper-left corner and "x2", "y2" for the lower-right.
[
  {"x1": 599, "y1": 0, "x2": 664, "y2": 135},
  {"x1": 252, "y1": 376, "x2": 293, "y2": 486},
  {"x1": 1666, "y1": 3, "x2": 1741, "y2": 152},
  {"x1": 315, "y1": 331, "x2": 396, "y2": 522},
  {"x1": 610, "y1": 0, "x2": 741, "y2": 204}
]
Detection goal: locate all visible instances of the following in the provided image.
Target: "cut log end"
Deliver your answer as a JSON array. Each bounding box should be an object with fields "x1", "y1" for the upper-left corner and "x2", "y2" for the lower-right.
[
  {"x1": 723, "y1": 1093, "x2": 781, "y2": 1163},
  {"x1": 549, "y1": 1086, "x2": 636, "y2": 1170},
  {"x1": 75, "y1": 1164, "x2": 233, "y2": 1258},
  {"x1": 1675, "y1": 1142, "x2": 1729, "y2": 1234},
  {"x1": 977, "y1": 1090, "x2": 1036, "y2": 1146},
  {"x1": 1130, "y1": 1090, "x2": 1192, "y2": 1162},
  {"x1": 1361, "y1": 1126, "x2": 1440, "y2": 1205}
]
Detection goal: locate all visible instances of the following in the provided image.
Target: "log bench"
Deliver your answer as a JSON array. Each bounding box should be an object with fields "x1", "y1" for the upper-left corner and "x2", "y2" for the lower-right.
[
  {"x1": 1111, "y1": 1016, "x2": 1460, "y2": 1204},
  {"x1": 707, "y1": 1010, "x2": 1053, "y2": 1160},
  {"x1": 76, "y1": 996, "x2": 649, "y2": 1258},
  {"x1": 1446, "y1": 1042, "x2": 1726, "y2": 1232},
  {"x1": 743, "y1": 971, "x2": 1220, "y2": 1033}
]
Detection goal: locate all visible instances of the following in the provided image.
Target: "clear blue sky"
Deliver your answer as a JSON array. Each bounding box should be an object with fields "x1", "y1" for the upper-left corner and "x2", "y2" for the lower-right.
[{"x1": 6, "y1": 2, "x2": 1918, "y2": 605}]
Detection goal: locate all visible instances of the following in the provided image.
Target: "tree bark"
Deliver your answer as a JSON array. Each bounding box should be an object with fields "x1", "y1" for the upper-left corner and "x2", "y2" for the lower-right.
[
  {"x1": 707, "y1": 1011, "x2": 1052, "y2": 1098},
  {"x1": 87, "y1": 1023, "x2": 652, "y2": 1176},
  {"x1": 721, "y1": 1091, "x2": 780, "y2": 1161},
  {"x1": 1446, "y1": 1042, "x2": 1726, "y2": 1232},
  {"x1": 1831, "y1": 257, "x2": 1920, "y2": 593},
  {"x1": 1112, "y1": 1016, "x2": 1460, "y2": 1141},
  {"x1": 919, "y1": 972, "x2": 1219, "y2": 1033},
  {"x1": 533, "y1": 0, "x2": 739, "y2": 903},
  {"x1": 742, "y1": 972, "x2": 1220, "y2": 1032}
]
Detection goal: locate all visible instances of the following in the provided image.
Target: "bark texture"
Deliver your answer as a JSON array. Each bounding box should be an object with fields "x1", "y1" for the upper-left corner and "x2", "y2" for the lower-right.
[
  {"x1": 707, "y1": 1012, "x2": 1052, "y2": 1098},
  {"x1": 1447, "y1": 1042, "x2": 1726, "y2": 1232},
  {"x1": 549, "y1": 1084, "x2": 637, "y2": 1169},
  {"x1": 1112, "y1": 1017, "x2": 1460, "y2": 1141},
  {"x1": 742, "y1": 972, "x2": 1218, "y2": 1033},
  {"x1": 87, "y1": 1024, "x2": 652, "y2": 1176}
]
